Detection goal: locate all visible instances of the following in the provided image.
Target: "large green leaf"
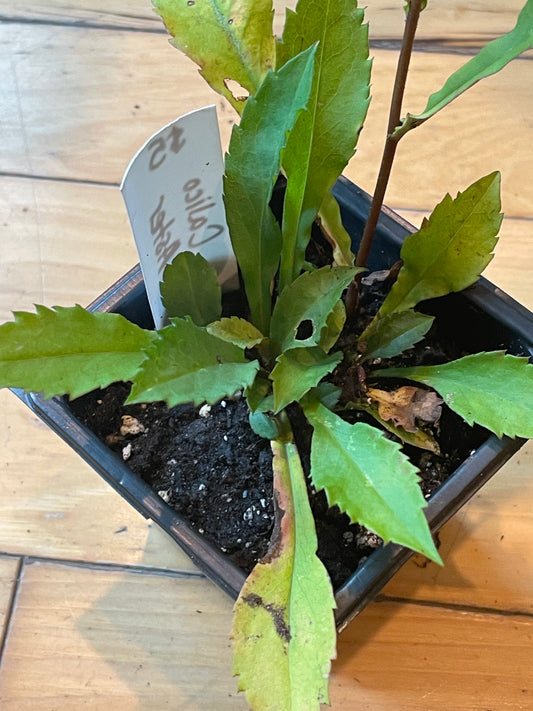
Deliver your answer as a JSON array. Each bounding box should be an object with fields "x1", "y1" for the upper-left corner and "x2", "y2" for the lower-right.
[
  {"x1": 271, "y1": 347, "x2": 342, "y2": 413},
  {"x1": 366, "y1": 172, "x2": 502, "y2": 327},
  {"x1": 153, "y1": 0, "x2": 275, "y2": 112},
  {"x1": 303, "y1": 400, "x2": 441, "y2": 562},
  {"x1": 128, "y1": 317, "x2": 259, "y2": 406},
  {"x1": 232, "y1": 435, "x2": 336, "y2": 711},
  {"x1": 375, "y1": 351, "x2": 533, "y2": 439},
  {"x1": 223, "y1": 45, "x2": 317, "y2": 334},
  {"x1": 395, "y1": 0, "x2": 533, "y2": 137},
  {"x1": 160, "y1": 251, "x2": 221, "y2": 326},
  {"x1": 0, "y1": 306, "x2": 155, "y2": 398},
  {"x1": 276, "y1": 0, "x2": 371, "y2": 290},
  {"x1": 362, "y1": 310, "x2": 434, "y2": 360},
  {"x1": 270, "y1": 265, "x2": 358, "y2": 353}
]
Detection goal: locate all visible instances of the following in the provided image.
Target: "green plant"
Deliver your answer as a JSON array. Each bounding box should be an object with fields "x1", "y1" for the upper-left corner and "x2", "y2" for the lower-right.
[{"x1": 2, "y1": 1, "x2": 533, "y2": 708}]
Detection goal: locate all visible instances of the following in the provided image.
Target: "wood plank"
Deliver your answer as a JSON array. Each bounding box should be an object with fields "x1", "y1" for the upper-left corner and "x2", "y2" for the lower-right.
[
  {"x1": 0, "y1": 0, "x2": 293, "y2": 34},
  {"x1": 2, "y1": 178, "x2": 530, "y2": 325},
  {"x1": 1, "y1": 560, "x2": 531, "y2": 710},
  {"x1": 0, "y1": 560, "x2": 247, "y2": 710},
  {"x1": 384, "y1": 441, "x2": 533, "y2": 614},
  {"x1": 0, "y1": 558, "x2": 19, "y2": 650},
  {"x1": 1, "y1": 0, "x2": 526, "y2": 42},
  {"x1": 331, "y1": 599, "x2": 533, "y2": 710},
  {"x1": 0, "y1": 176, "x2": 138, "y2": 320},
  {"x1": 2, "y1": 23, "x2": 531, "y2": 215},
  {"x1": 0, "y1": 389, "x2": 198, "y2": 571}
]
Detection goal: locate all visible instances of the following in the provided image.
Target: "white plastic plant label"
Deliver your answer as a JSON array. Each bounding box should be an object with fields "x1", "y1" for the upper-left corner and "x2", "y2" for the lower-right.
[{"x1": 121, "y1": 105, "x2": 236, "y2": 328}]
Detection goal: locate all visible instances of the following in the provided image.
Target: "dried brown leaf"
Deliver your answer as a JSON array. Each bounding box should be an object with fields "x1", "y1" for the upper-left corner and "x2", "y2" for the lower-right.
[{"x1": 367, "y1": 386, "x2": 443, "y2": 433}]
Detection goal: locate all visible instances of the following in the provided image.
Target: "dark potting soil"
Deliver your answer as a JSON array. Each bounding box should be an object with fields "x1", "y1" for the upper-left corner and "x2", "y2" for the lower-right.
[{"x1": 69, "y1": 274, "x2": 489, "y2": 590}]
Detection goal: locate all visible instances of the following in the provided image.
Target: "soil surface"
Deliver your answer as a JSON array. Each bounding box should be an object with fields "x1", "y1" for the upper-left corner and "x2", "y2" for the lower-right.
[{"x1": 69, "y1": 273, "x2": 489, "y2": 590}]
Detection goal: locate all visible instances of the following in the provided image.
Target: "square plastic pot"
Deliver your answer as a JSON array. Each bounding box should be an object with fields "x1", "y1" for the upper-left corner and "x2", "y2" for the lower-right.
[{"x1": 15, "y1": 176, "x2": 533, "y2": 631}]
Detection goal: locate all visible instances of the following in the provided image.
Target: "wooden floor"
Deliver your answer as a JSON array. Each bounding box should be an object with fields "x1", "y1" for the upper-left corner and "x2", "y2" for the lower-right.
[{"x1": 1, "y1": 1, "x2": 532, "y2": 708}]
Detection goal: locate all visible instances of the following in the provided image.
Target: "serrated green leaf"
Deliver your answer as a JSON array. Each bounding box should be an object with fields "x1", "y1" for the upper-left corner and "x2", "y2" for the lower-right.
[
  {"x1": 277, "y1": 0, "x2": 371, "y2": 290},
  {"x1": 0, "y1": 305, "x2": 155, "y2": 399},
  {"x1": 318, "y1": 300, "x2": 346, "y2": 354},
  {"x1": 362, "y1": 310, "x2": 434, "y2": 360},
  {"x1": 375, "y1": 351, "x2": 533, "y2": 439},
  {"x1": 232, "y1": 435, "x2": 336, "y2": 711},
  {"x1": 371, "y1": 172, "x2": 502, "y2": 322},
  {"x1": 271, "y1": 347, "x2": 342, "y2": 413},
  {"x1": 303, "y1": 401, "x2": 441, "y2": 562},
  {"x1": 128, "y1": 317, "x2": 259, "y2": 406},
  {"x1": 270, "y1": 265, "x2": 359, "y2": 353},
  {"x1": 224, "y1": 45, "x2": 317, "y2": 334},
  {"x1": 153, "y1": 0, "x2": 275, "y2": 112},
  {"x1": 160, "y1": 251, "x2": 221, "y2": 326},
  {"x1": 396, "y1": 0, "x2": 533, "y2": 137}
]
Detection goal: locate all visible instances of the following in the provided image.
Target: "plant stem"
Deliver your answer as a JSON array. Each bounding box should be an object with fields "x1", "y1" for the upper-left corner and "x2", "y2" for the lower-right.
[{"x1": 348, "y1": 0, "x2": 424, "y2": 300}]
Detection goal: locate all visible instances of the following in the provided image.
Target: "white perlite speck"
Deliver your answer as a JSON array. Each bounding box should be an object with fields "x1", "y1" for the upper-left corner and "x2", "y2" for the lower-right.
[
  {"x1": 199, "y1": 404, "x2": 211, "y2": 418},
  {"x1": 122, "y1": 443, "x2": 132, "y2": 461}
]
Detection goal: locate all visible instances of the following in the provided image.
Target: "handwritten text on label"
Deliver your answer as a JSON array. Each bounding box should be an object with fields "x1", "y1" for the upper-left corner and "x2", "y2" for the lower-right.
[{"x1": 121, "y1": 106, "x2": 236, "y2": 328}]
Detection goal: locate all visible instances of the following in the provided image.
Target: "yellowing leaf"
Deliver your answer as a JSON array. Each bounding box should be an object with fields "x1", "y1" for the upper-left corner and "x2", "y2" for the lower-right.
[
  {"x1": 232, "y1": 436, "x2": 336, "y2": 711},
  {"x1": 207, "y1": 317, "x2": 264, "y2": 348},
  {"x1": 153, "y1": 0, "x2": 275, "y2": 112},
  {"x1": 367, "y1": 386, "x2": 443, "y2": 433}
]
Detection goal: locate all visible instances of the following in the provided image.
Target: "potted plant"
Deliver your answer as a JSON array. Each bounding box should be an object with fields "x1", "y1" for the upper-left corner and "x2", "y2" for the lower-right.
[{"x1": 2, "y1": 0, "x2": 533, "y2": 708}]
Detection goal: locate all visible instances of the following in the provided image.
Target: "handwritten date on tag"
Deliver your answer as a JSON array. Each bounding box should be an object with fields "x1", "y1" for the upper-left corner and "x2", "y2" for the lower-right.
[{"x1": 121, "y1": 106, "x2": 236, "y2": 328}]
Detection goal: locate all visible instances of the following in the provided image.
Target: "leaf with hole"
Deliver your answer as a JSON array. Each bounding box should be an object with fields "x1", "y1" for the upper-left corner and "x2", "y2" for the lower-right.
[
  {"x1": 270, "y1": 265, "x2": 359, "y2": 353},
  {"x1": 153, "y1": 0, "x2": 275, "y2": 112}
]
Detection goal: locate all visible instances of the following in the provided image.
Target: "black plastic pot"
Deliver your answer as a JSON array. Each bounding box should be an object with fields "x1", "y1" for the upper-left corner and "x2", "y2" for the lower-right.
[{"x1": 15, "y1": 176, "x2": 533, "y2": 631}]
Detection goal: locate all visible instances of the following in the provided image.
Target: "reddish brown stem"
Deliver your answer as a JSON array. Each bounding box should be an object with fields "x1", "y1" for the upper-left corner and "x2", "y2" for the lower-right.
[{"x1": 346, "y1": 0, "x2": 424, "y2": 315}]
